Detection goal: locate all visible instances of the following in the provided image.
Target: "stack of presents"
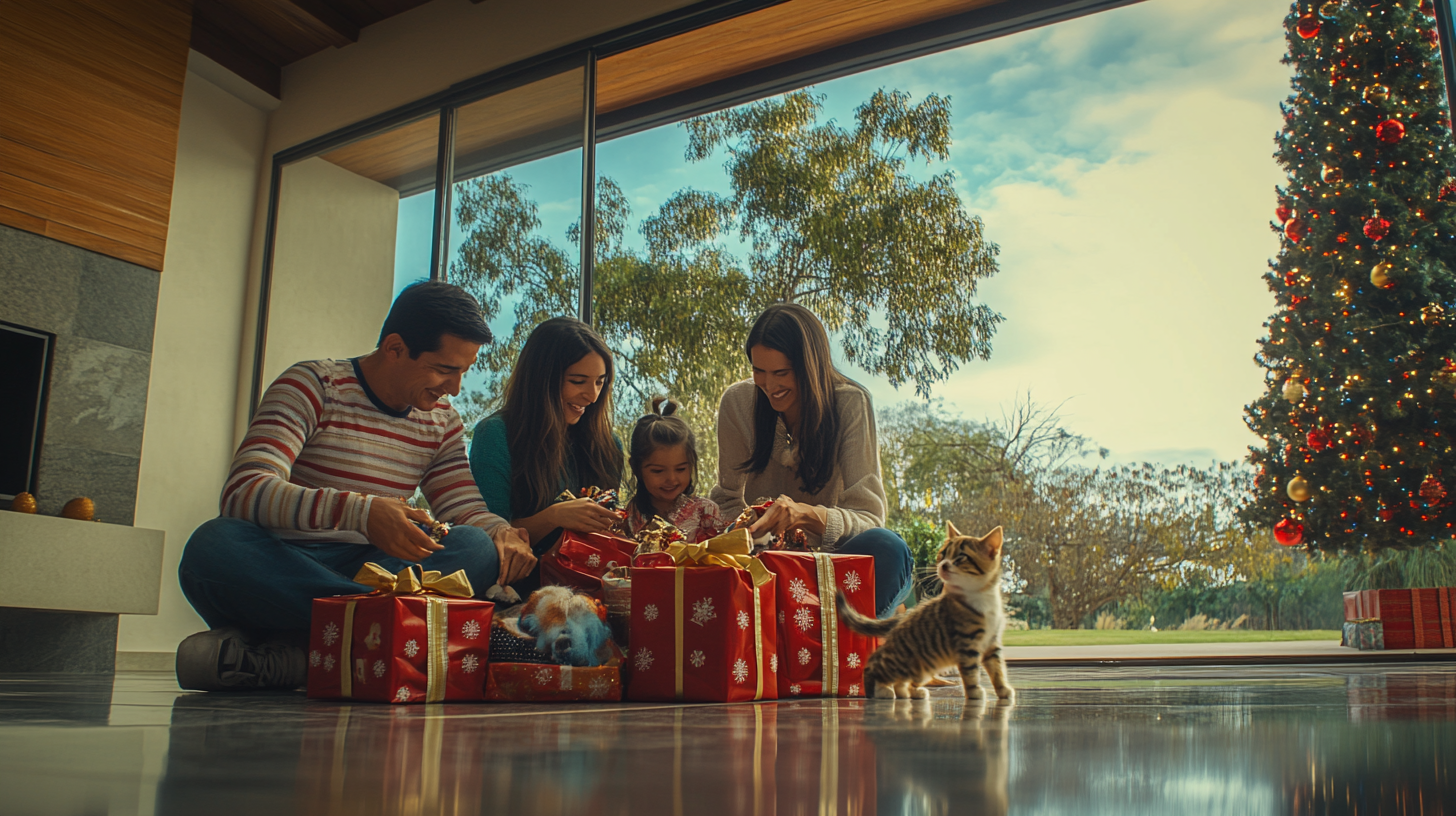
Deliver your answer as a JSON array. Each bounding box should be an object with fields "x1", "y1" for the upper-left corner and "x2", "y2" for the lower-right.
[
  {"x1": 1342, "y1": 587, "x2": 1456, "y2": 650},
  {"x1": 306, "y1": 494, "x2": 879, "y2": 704}
]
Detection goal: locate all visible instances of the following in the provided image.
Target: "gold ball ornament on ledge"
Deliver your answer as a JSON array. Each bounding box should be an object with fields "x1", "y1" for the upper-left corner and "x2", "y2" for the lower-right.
[
  {"x1": 60, "y1": 497, "x2": 95, "y2": 521},
  {"x1": 1287, "y1": 476, "x2": 1311, "y2": 503},
  {"x1": 10, "y1": 493, "x2": 38, "y2": 514}
]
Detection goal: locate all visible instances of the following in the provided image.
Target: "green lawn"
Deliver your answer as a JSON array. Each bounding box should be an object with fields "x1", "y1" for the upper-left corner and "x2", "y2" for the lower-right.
[{"x1": 1001, "y1": 629, "x2": 1342, "y2": 647}]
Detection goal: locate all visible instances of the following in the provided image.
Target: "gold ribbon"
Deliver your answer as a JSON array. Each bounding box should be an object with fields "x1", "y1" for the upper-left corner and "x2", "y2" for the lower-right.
[
  {"x1": 815, "y1": 553, "x2": 840, "y2": 697},
  {"x1": 665, "y1": 529, "x2": 773, "y2": 700},
  {"x1": 426, "y1": 596, "x2": 448, "y2": 702},
  {"x1": 352, "y1": 563, "x2": 475, "y2": 598},
  {"x1": 340, "y1": 563, "x2": 468, "y2": 702}
]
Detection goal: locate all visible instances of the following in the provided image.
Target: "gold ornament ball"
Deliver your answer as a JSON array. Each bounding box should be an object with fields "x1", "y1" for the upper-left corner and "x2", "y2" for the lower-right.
[
  {"x1": 1322, "y1": 164, "x2": 1343, "y2": 183},
  {"x1": 10, "y1": 492, "x2": 38, "y2": 514},
  {"x1": 1282, "y1": 378, "x2": 1305, "y2": 403},
  {"x1": 1422, "y1": 304, "x2": 1446, "y2": 325},
  {"x1": 1287, "y1": 476, "x2": 1311, "y2": 502},
  {"x1": 1371, "y1": 261, "x2": 1395, "y2": 288},
  {"x1": 61, "y1": 497, "x2": 95, "y2": 521},
  {"x1": 1364, "y1": 84, "x2": 1390, "y2": 103}
]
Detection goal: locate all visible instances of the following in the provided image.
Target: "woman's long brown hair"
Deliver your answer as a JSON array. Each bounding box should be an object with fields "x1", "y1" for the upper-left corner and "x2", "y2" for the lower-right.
[
  {"x1": 740, "y1": 303, "x2": 848, "y2": 494},
  {"x1": 500, "y1": 317, "x2": 623, "y2": 516}
]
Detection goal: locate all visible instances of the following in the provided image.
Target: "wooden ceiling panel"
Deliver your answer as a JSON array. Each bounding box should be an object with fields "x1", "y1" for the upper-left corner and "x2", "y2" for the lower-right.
[
  {"x1": 453, "y1": 70, "x2": 584, "y2": 162},
  {"x1": 319, "y1": 114, "x2": 440, "y2": 190}
]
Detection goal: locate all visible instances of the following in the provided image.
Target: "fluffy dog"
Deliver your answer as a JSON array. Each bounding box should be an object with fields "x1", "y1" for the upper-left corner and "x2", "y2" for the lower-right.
[{"x1": 496, "y1": 586, "x2": 614, "y2": 667}]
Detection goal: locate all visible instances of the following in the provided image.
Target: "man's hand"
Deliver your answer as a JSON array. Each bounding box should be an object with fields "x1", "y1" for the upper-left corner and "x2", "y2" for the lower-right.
[
  {"x1": 366, "y1": 499, "x2": 443, "y2": 562},
  {"x1": 492, "y1": 526, "x2": 536, "y2": 586},
  {"x1": 748, "y1": 495, "x2": 827, "y2": 539},
  {"x1": 551, "y1": 497, "x2": 621, "y2": 534}
]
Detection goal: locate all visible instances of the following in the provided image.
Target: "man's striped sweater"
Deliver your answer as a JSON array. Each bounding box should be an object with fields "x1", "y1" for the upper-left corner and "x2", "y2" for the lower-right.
[{"x1": 221, "y1": 358, "x2": 507, "y2": 544}]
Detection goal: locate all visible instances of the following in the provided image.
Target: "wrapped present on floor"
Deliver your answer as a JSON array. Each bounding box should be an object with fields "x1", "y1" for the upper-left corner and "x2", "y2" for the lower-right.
[
  {"x1": 1342, "y1": 588, "x2": 1456, "y2": 649},
  {"x1": 539, "y1": 530, "x2": 638, "y2": 595},
  {"x1": 627, "y1": 529, "x2": 778, "y2": 702},
  {"x1": 759, "y1": 550, "x2": 877, "y2": 698},
  {"x1": 484, "y1": 648, "x2": 625, "y2": 702},
  {"x1": 1343, "y1": 619, "x2": 1385, "y2": 651},
  {"x1": 307, "y1": 563, "x2": 493, "y2": 703}
]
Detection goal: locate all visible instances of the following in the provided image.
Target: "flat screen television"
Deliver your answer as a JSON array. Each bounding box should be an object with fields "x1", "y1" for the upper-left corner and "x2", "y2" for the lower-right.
[{"x1": 0, "y1": 321, "x2": 52, "y2": 502}]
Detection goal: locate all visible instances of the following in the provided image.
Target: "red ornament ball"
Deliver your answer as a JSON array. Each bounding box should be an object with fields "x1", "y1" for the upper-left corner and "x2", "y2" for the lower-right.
[
  {"x1": 1285, "y1": 217, "x2": 1308, "y2": 243},
  {"x1": 1276, "y1": 204, "x2": 1294, "y2": 223},
  {"x1": 1425, "y1": 28, "x2": 1440, "y2": 46},
  {"x1": 1439, "y1": 180, "x2": 1456, "y2": 201},
  {"x1": 1306, "y1": 428, "x2": 1332, "y2": 451},
  {"x1": 1420, "y1": 476, "x2": 1447, "y2": 505},
  {"x1": 1296, "y1": 15, "x2": 1322, "y2": 38},
  {"x1": 1376, "y1": 119, "x2": 1406, "y2": 143},
  {"x1": 1274, "y1": 518, "x2": 1305, "y2": 547},
  {"x1": 1363, "y1": 216, "x2": 1391, "y2": 240}
]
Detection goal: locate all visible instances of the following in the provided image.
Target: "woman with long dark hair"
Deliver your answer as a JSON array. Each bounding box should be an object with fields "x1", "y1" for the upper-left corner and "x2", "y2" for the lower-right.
[
  {"x1": 710, "y1": 303, "x2": 914, "y2": 618},
  {"x1": 469, "y1": 318, "x2": 624, "y2": 576}
]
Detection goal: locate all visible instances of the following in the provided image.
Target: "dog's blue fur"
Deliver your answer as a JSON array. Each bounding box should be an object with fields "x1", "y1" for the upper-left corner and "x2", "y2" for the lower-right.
[{"x1": 515, "y1": 587, "x2": 614, "y2": 667}]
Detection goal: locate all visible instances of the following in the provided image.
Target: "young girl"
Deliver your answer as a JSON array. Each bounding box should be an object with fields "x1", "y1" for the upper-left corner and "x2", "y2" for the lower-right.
[{"x1": 626, "y1": 398, "x2": 724, "y2": 543}]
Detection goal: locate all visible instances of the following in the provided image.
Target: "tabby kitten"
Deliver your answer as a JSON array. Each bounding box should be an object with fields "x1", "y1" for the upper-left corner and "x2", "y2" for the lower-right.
[{"x1": 836, "y1": 523, "x2": 1013, "y2": 701}]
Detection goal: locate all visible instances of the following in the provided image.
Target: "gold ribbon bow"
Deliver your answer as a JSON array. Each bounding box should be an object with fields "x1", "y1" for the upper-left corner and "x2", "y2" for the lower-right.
[
  {"x1": 353, "y1": 563, "x2": 475, "y2": 598},
  {"x1": 664, "y1": 529, "x2": 773, "y2": 587}
]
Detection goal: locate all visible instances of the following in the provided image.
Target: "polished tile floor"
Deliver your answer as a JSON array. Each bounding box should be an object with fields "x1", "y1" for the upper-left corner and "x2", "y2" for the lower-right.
[{"x1": 1, "y1": 663, "x2": 1453, "y2": 815}]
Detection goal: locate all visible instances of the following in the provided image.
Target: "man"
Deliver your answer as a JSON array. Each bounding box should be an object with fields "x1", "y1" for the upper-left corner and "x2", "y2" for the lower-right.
[{"x1": 175, "y1": 281, "x2": 533, "y2": 690}]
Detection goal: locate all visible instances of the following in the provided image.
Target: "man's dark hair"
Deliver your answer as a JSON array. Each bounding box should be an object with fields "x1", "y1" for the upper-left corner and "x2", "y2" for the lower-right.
[{"x1": 378, "y1": 280, "x2": 493, "y2": 357}]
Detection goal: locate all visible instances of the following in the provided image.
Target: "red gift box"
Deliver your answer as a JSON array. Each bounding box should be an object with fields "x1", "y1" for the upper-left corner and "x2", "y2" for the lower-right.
[
  {"x1": 307, "y1": 564, "x2": 494, "y2": 703},
  {"x1": 484, "y1": 651, "x2": 624, "y2": 702},
  {"x1": 759, "y1": 551, "x2": 876, "y2": 698},
  {"x1": 540, "y1": 531, "x2": 638, "y2": 594},
  {"x1": 626, "y1": 531, "x2": 778, "y2": 702},
  {"x1": 1343, "y1": 588, "x2": 1456, "y2": 649}
]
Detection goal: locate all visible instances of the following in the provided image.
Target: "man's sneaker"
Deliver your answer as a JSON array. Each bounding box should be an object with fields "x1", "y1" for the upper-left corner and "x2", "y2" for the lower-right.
[{"x1": 176, "y1": 628, "x2": 307, "y2": 691}]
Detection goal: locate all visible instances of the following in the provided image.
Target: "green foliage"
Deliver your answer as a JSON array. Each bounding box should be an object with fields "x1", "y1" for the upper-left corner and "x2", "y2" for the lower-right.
[
  {"x1": 1243, "y1": 1, "x2": 1456, "y2": 552},
  {"x1": 1337, "y1": 541, "x2": 1456, "y2": 589}
]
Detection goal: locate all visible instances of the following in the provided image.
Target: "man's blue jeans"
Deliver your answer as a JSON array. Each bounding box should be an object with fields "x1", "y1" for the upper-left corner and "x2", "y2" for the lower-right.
[
  {"x1": 178, "y1": 517, "x2": 501, "y2": 632},
  {"x1": 835, "y1": 527, "x2": 915, "y2": 618}
]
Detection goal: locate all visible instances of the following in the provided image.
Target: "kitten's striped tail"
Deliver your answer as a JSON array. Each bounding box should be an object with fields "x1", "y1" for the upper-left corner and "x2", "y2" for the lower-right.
[{"x1": 834, "y1": 591, "x2": 900, "y2": 637}]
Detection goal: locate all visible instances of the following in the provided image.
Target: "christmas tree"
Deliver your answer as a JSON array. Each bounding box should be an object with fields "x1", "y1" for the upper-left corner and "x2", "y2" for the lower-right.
[{"x1": 1244, "y1": 0, "x2": 1456, "y2": 552}]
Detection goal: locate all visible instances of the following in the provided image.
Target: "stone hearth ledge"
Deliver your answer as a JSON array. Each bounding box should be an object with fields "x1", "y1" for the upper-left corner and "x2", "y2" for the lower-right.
[{"x1": 0, "y1": 512, "x2": 163, "y2": 614}]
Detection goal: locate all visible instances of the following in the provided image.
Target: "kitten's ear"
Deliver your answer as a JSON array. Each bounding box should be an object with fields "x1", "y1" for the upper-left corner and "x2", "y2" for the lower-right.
[
  {"x1": 981, "y1": 526, "x2": 1004, "y2": 559},
  {"x1": 946, "y1": 520, "x2": 963, "y2": 539}
]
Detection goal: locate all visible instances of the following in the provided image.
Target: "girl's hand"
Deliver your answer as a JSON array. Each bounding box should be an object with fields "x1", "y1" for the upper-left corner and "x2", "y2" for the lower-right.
[
  {"x1": 748, "y1": 495, "x2": 827, "y2": 539},
  {"x1": 552, "y1": 497, "x2": 621, "y2": 533}
]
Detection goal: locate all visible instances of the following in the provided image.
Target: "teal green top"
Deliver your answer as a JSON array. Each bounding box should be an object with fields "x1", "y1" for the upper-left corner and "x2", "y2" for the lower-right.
[{"x1": 468, "y1": 412, "x2": 622, "y2": 526}]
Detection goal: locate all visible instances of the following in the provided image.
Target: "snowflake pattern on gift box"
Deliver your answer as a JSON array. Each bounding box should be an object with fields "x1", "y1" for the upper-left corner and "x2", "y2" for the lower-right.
[
  {"x1": 462, "y1": 654, "x2": 479, "y2": 674},
  {"x1": 794, "y1": 607, "x2": 816, "y2": 632},
  {"x1": 322, "y1": 621, "x2": 340, "y2": 646},
  {"x1": 373, "y1": 660, "x2": 386, "y2": 678},
  {"x1": 643, "y1": 604, "x2": 659, "y2": 622},
  {"x1": 588, "y1": 676, "x2": 611, "y2": 698},
  {"x1": 846, "y1": 653, "x2": 861, "y2": 669},
  {"x1": 843, "y1": 571, "x2": 862, "y2": 594},
  {"x1": 323, "y1": 654, "x2": 336, "y2": 672},
  {"x1": 798, "y1": 647, "x2": 812, "y2": 666},
  {"x1": 395, "y1": 687, "x2": 411, "y2": 702},
  {"x1": 789, "y1": 577, "x2": 809, "y2": 604},
  {"x1": 770, "y1": 654, "x2": 778, "y2": 674},
  {"x1": 789, "y1": 684, "x2": 802, "y2": 696},
  {"x1": 690, "y1": 650, "x2": 706, "y2": 668},
  {"x1": 732, "y1": 658, "x2": 749, "y2": 684},
  {"x1": 737, "y1": 610, "x2": 750, "y2": 630},
  {"x1": 535, "y1": 667, "x2": 554, "y2": 686},
  {"x1": 635, "y1": 647, "x2": 654, "y2": 672},
  {"x1": 462, "y1": 619, "x2": 481, "y2": 640},
  {"x1": 587, "y1": 553, "x2": 601, "y2": 568},
  {"x1": 691, "y1": 597, "x2": 717, "y2": 627},
  {"x1": 309, "y1": 650, "x2": 321, "y2": 667},
  {"x1": 848, "y1": 683, "x2": 861, "y2": 697},
  {"x1": 404, "y1": 639, "x2": 420, "y2": 658}
]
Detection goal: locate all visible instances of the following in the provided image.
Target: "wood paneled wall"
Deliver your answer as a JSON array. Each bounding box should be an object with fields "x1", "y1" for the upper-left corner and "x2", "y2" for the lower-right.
[{"x1": 0, "y1": 0, "x2": 193, "y2": 272}]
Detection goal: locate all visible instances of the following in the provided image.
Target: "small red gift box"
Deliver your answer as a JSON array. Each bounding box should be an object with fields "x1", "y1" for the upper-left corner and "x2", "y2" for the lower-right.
[
  {"x1": 307, "y1": 564, "x2": 493, "y2": 703},
  {"x1": 483, "y1": 647, "x2": 625, "y2": 702},
  {"x1": 539, "y1": 531, "x2": 638, "y2": 594},
  {"x1": 759, "y1": 551, "x2": 876, "y2": 698},
  {"x1": 626, "y1": 531, "x2": 778, "y2": 702},
  {"x1": 1341, "y1": 588, "x2": 1456, "y2": 649}
]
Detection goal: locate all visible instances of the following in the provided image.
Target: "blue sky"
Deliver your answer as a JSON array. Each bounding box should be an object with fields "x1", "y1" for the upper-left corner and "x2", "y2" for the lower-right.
[{"x1": 397, "y1": 0, "x2": 1293, "y2": 467}]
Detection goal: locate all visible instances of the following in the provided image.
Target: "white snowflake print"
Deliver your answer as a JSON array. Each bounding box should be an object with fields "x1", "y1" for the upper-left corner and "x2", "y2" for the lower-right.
[
  {"x1": 462, "y1": 654, "x2": 479, "y2": 674},
  {"x1": 395, "y1": 687, "x2": 411, "y2": 702},
  {"x1": 798, "y1": 647, "x2": 812, "y2": 666},
  {"x1": 323, "y1": 654, "x2": 336, "y2": 672},
  {"x1": 587, "y1": 553, "x2": 601, "y2": 568},
  {"x1": 846, "y1": 653, "x2": 861, "y2": 669},
  {"x1": 634, "y1": 647, "x2": 655, "y2": 672},
  {"x1": 691, "y1": 596, "x2": 717, "y2": 627},
  {"x1": 689, "y1": 650, "x2": 706, "y2": 668},
  {"x1": 322, "y1": 621, "x2": 340, "y2": 646},
  {"x1": 588, "y1": 676, "x2": 611, "y2": 698},
  {"x1": 770, "y1": 654, "x2": 778, "y2": 674},
  {"x1": 373, "y1": 660, "x2": 386, "y2": 678},
  {"x1": 843, "y1": 571, "x2": 862, "y2": 594},
  {"x1": 849, "y1": 683, "x2": 862, "y2": 697},
  {"x1": 737, "y1": 610, "x2": 750, "y2": 630},
  {"x1": 789, "y1": 684, "x2": 802, "y2": 696},
  {"x1": 309, "y1": 650, "x2": 321, "y2": 667},
  {"x1": 794, "y1": 607, "x2": 816, "y2": 632},
  {"x1": 643, "y1": 604, "x2": 660, "y2": 622},
  {"x1": 461, "y1": 619, "x2": 481, "y2": 640},
  {"x1": 404, "y1": 639, "x2": 420, "y2": 658},
  {"x1": 732, "y1": 658, "x2": 749, "y2": 684},
  {"x1": 535, "y1": 667, "x2": 555, "y2": 686},
  {"x1": 789, "y1": 577, "x2": 809, "y2": 604}
]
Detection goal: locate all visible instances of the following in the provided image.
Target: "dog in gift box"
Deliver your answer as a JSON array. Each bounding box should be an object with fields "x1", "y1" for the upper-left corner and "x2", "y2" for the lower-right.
[{"x1": 492, "y1": 586, "x2": 616, "y2": 667}]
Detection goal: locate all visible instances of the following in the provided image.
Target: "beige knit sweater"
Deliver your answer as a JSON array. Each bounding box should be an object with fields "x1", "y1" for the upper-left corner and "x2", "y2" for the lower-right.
[{"x1": 708, "y1": 378, "x2": 887, "y2": 550}]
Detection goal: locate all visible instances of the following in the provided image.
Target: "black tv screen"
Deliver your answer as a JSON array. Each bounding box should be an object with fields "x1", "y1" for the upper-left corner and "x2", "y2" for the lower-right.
[{"x1": 0, "y1": 322, "x2": 52, "y2": 501}]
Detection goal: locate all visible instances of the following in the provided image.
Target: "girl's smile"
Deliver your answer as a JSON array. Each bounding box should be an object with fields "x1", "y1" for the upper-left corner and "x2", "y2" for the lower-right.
[
  {"x1": 640, "y1": 443, "x2": 693, "y2": 513},
  {"x1": 562, "y1": 353, "x2": 607, "y2": 425}
]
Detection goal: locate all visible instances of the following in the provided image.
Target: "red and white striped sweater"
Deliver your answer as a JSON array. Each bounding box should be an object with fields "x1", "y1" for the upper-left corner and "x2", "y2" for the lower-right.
[{"x1": 221, "y1": 359, "x2": 507, "y2": 544}]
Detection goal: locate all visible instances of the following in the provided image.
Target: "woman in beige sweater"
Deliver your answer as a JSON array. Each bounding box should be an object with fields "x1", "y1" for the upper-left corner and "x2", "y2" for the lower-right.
[{"x1": 709, "y1": 303, "x2": 914, "y2": 618}]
